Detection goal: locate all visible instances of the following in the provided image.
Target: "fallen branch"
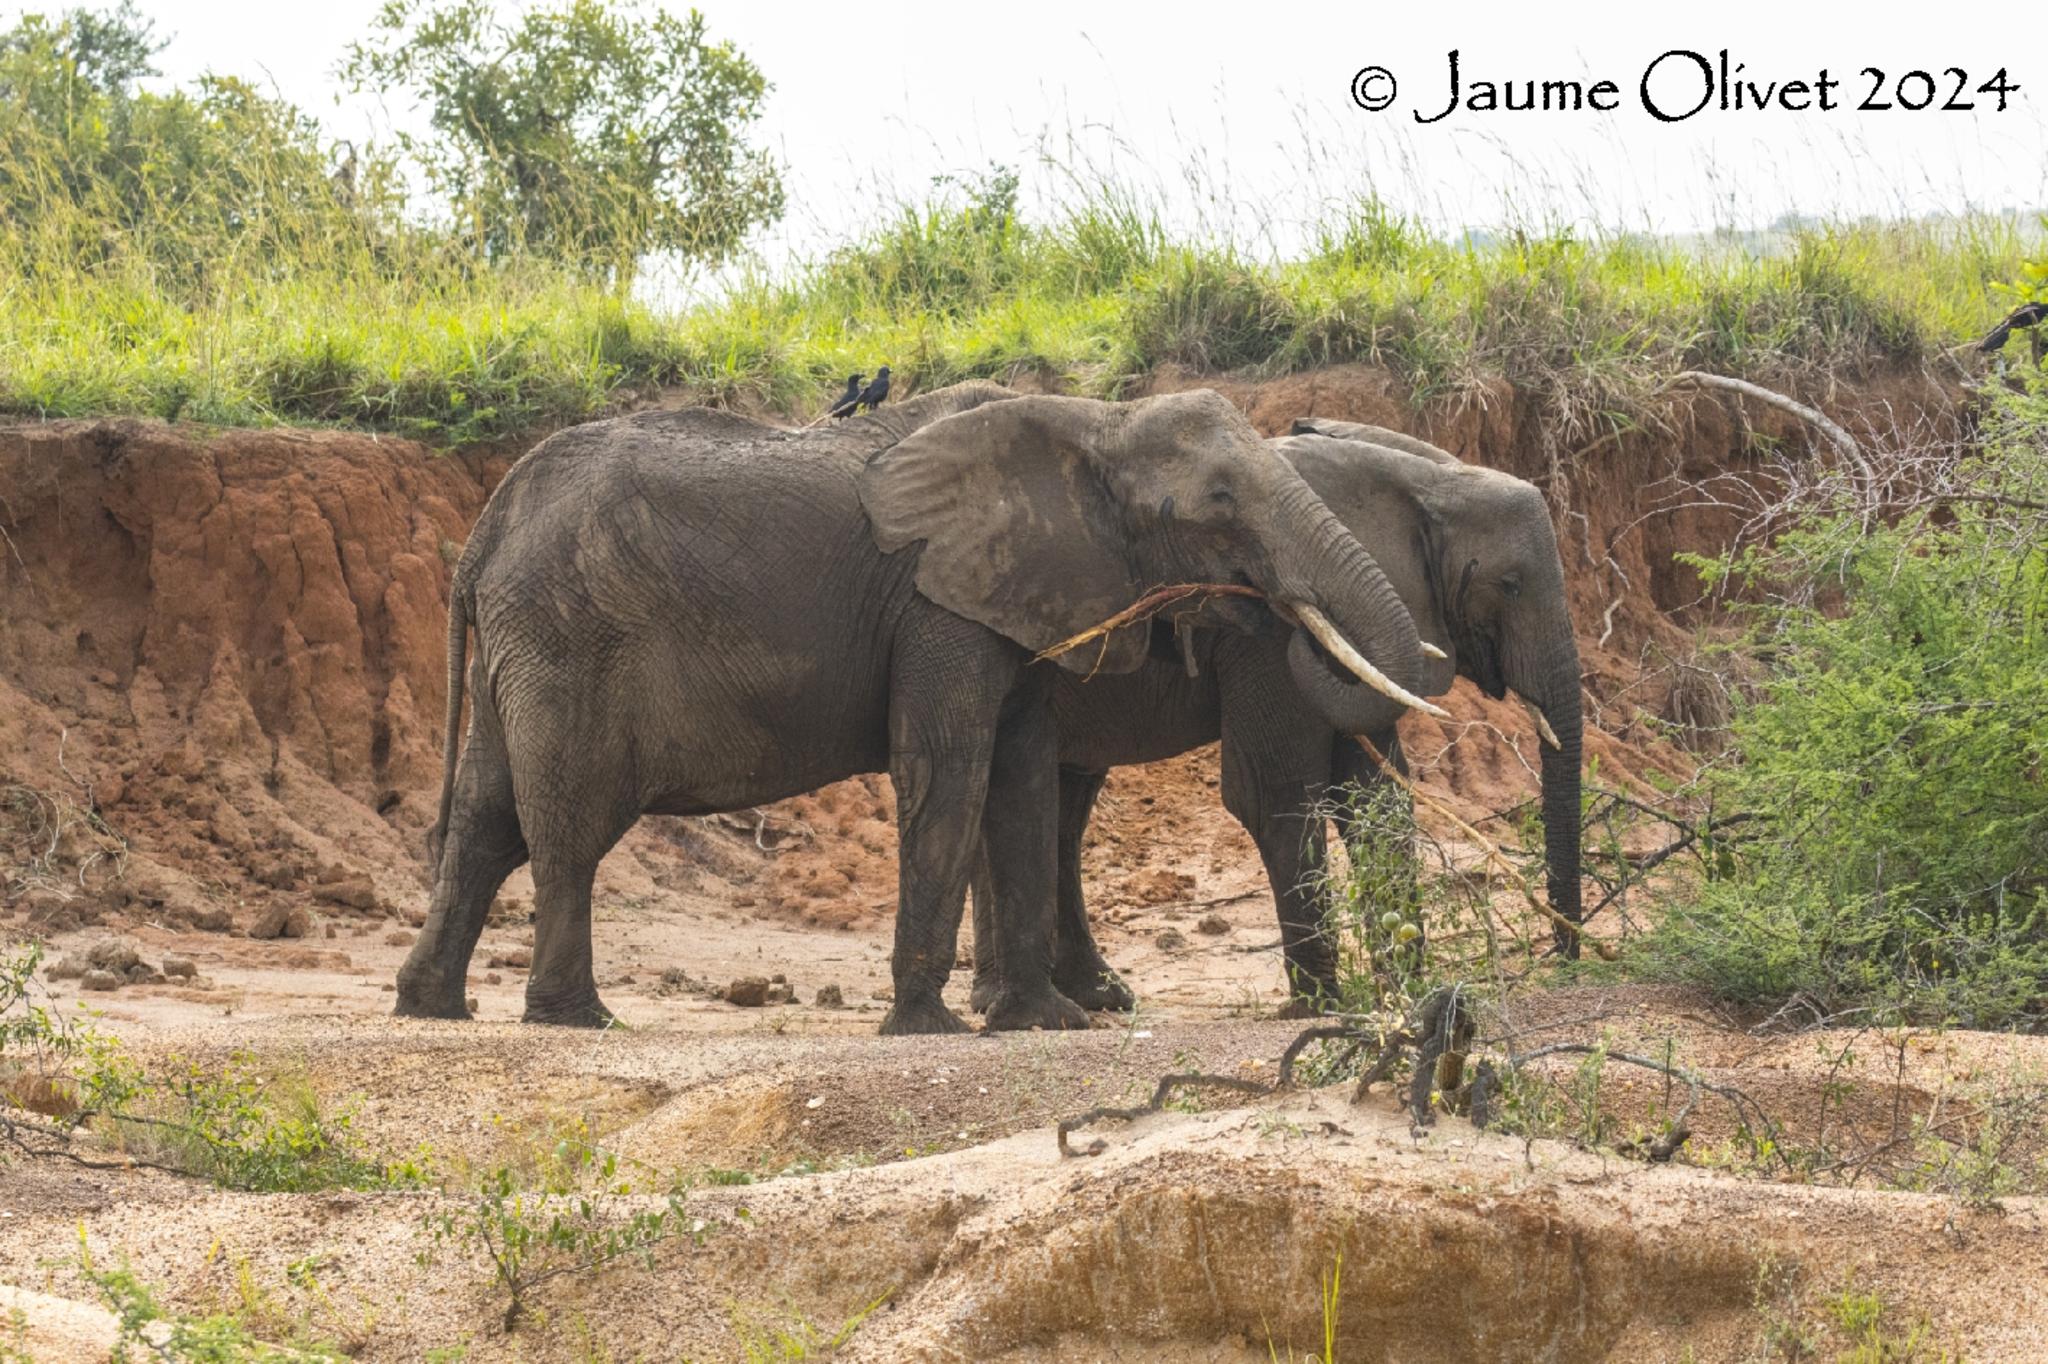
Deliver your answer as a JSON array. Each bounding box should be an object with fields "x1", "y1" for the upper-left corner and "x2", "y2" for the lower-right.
[
  {"x1": 1058, "y1": 989, "x2": 1473, "y2": 1156},
  {"x1": 1665, "y1": 371, "x2": 1872, "y2": 488},
  {"x1": 1056, "y1": 1071, "x2": 1271, "y2": 1157},
  {"x1": 1495, "y1": 1042, "x2": 1786, "y2": 1170},
  {"x1": 1351, "y1": 737, "x2": 1617, "y2": 960},
  {"x1": 1034, "y1": 583, "x2": 1265, "y2": 668}
]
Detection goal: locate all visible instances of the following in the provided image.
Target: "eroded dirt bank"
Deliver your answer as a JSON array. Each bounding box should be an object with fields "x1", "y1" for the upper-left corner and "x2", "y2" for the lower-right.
[{"x1": 0, "y1": 365, "x2": 1966, "y2": 947}]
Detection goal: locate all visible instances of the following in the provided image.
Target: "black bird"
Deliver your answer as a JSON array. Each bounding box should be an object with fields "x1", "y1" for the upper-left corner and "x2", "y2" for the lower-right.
[
  {"x1": 1979, "y1": 301, "x2": 2048, "y2": 353},
  {"x1": 826, "y1": 372, "x2": 865, "y2": 419},
  {"x1": 853, "y1": 365, "x2": 891, "y2": 412}
]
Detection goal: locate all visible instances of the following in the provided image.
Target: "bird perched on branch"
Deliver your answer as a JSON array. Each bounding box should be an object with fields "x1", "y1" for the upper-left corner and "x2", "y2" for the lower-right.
[
  {"x1": 826, "y1": 373, "x2": 865, "y2": 420},
  {"x1": 1979, "y1": 300, "x2": 2048, "y2": 353},
  {"x1": 852, "y1": 365, "x2": 891, "y2": 412}
]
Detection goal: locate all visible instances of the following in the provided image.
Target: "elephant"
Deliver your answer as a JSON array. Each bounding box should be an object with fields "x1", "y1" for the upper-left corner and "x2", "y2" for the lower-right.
[
  {"x1": 393, "y1": 383, "x2": 1441, "y2": 1034},
  {"x1": 968, "y1": 417, "x2": 1583, "y2": 1013}
]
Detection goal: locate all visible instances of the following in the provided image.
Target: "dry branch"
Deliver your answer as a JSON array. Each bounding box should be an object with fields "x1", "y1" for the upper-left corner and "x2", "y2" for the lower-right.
[
  {"x1": 1665, "y1": 370, "x2": 1872, "y2": 487},
  {"x1": 1033, "y1": 583, "x2": 1266, "y2": 668}
]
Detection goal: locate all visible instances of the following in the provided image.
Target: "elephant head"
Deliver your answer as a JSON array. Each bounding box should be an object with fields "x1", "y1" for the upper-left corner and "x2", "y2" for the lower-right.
[
  {"x1": 859, "y1": 390, "x2": 1436, "y2": 723},
  {"x1": 1284, "y1": 419, "x2": 1586, "y2": 949}
]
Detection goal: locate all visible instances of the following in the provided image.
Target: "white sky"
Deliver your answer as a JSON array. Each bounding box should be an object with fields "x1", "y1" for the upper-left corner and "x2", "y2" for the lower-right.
[{"x1": 83, "y1": 0, "x2": 2048, "y2": 278}]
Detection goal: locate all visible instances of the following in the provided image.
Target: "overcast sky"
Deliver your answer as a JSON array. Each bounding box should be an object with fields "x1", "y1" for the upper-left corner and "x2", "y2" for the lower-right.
[{"x1": 105, "y1": 0, "x2": 2048, "y2": 276}]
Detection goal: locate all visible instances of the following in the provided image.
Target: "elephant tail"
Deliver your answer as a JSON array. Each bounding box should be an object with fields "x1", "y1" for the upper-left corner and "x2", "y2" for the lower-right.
[{"x1": 426, "y1": 574, "x2": 471, "y2": 871}]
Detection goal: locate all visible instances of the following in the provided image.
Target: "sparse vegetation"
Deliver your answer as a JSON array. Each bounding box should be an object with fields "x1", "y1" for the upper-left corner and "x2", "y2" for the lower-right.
[
  {"x1": 1643, "y1": 370, "x2": 2048, "y2": 1028},
  {"x1": 418, "y1": 1123, "x2": 722, "y2": 1329},
  {"x1": 1, "y1": 942, "x2": 416, "y2": 1191},
  {"x1": 83, "y1": 1243, "x2": 346, "y2": 1362}
]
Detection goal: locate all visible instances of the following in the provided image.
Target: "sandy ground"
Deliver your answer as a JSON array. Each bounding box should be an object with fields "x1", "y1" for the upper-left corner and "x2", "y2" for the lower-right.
[{"x1": 7, "y1": 878, "x2": 2048, "y2": 1362}]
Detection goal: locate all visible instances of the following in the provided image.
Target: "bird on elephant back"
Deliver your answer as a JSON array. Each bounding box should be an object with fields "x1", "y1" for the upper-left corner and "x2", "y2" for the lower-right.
[
  {"x1": 394, "y1": 382, "x2": 1447, "y2": 1033},
  {"x1": 966, "y1": 416, "x2": 1584, "y2": 1017}
]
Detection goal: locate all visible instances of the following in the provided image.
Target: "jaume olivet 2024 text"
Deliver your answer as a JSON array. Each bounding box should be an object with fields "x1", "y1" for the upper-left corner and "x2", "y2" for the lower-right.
[{"x1": 1348, "y1": 50, "x2": 2023, "y2": 124}]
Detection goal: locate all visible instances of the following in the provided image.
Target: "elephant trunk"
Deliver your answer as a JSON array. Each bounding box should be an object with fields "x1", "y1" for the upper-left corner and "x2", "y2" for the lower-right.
[
  {"x1": 1523, "y1": 632, "x2": 1585, "y2": 956},
  {"x1": 1266, "y1": 477, "x2": 1434, "y2": 731}
]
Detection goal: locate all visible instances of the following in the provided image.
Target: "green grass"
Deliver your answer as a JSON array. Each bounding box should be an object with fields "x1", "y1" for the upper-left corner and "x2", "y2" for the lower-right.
[{"x1": 0, "y1": 134, "x2": 2033, "y2": 445}]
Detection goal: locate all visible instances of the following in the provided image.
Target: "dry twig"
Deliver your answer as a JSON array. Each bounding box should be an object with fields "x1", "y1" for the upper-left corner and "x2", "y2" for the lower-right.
[{"x1": 1033, "y1": 583, "x2": 1265, "y2": 669}]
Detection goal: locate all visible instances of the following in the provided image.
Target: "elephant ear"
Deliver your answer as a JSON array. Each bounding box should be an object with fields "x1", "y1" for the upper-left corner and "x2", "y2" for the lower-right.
[
  {"x1": 1291, "y1": 417, "x2": 1462, "y2": 467},
  {"x1": 860, "y1": 396, "x2": 1151, "y2": 675}
]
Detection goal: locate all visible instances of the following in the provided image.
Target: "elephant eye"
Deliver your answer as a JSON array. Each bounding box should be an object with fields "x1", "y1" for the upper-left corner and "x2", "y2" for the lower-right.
[
  {"x1": 1208, "y1": 486, "x2": 1235, "y2": 507},
  {"x1": 1501, "y1": 575, "x2": 1522, "y2": 599}
]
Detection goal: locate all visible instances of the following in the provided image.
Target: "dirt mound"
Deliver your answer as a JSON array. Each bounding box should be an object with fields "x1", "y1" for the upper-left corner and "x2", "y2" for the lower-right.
[
  {"x1": 8, "y1": 1005, "x2": 2046, "y2": 1362},
  {"x1": 0, "y1": 365, "x2": 1969, "y2": 944}
]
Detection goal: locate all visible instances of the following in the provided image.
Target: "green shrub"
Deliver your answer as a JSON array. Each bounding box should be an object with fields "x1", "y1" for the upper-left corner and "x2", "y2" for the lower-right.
[
  {"x1": 1645, "y1": 377, "x2": 2048, "y2": 1025},
  {"x1": 2, "y1": 943, "x2": 420, "y2": 1191}
]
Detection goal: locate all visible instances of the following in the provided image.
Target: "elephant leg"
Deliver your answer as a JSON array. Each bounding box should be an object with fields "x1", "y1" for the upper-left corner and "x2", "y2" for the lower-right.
[
  {"x1": 396, "y1": 695, "x2": 526, "y2": 1019},
  {"x1": 1228, "y1": 775, "x2": 1337, "y2": 1015},
  {"x1": 1217, "y1": 640, "x2": 1342, "y2": 1012},
  {"x1": 970, "y1": 766, "x2": 1129, "y2": 1014},
  {"x1": 523, "y1": 851, "x2": 617, "y2": 1027},
  {"x1": 880, "y1": 624, "x2": 1013, "y2": 1036},
  {"x1": 977, "y1": 677, "x2": 1090, "y2": 1033},
  {"x1": 968, "y1": 847, "x2": 998, "y2": 1014},
  {"x1": 1047, "y1": 768, "x2": 1132, "y2": 1012},
  {"x1": 509, "y1": 734, "x2": 636, "y2": 1028}
]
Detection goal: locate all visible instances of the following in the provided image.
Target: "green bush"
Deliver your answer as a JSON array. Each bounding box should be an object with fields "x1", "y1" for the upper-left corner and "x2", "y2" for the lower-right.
[{"x1": 1646, "y1": 378, "x2": 2048, "y2": 1026}]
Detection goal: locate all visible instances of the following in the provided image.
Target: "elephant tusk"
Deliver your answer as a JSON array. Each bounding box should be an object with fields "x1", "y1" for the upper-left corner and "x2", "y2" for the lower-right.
[
  {"x1": 1293, "y1": 603, "x2": 1452, "y2": 721},
  {"x1": 1421, "y1": 641, "x2": 1447, "y2": 660},
  {"x1": 1521, "y1": 696, "x2": 1561, "y2": 749}
]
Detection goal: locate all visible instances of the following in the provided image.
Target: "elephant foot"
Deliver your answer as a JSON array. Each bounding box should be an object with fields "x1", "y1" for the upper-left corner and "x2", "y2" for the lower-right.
[
  {"x1": 521, "y1": 990, "x2": 616, "y2": 1028},
  {"x1": 392, "y1": 992, "x2": 470, "y2": 1021},
  {"x1": 393, "y1": 970, "x2": 469, "y2": 1020},
  {"x1": 880, "y1": 994, "x2": 972, "y2": 1035},
  {"x1": 982, "y1": 986, "x2": 1091, "y2": 1033},
  {"x1": 1053, "y1": 957, "x2": 1135, "y2": 1013}
]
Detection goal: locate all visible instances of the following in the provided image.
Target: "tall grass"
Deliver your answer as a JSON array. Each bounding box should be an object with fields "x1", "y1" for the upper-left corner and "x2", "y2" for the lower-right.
[{"x1": 0, "y1": 125, "x2": 2031, "y2": 444}]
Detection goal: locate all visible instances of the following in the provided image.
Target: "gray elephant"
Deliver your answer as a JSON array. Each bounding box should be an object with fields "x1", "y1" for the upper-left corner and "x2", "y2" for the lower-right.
[
  {"x1": 970, "y1": 418, "x2": 1583, "y2": 1013},
  {"x1": 395, "y1": 385, "x2": 1440, "y2": 1033}
]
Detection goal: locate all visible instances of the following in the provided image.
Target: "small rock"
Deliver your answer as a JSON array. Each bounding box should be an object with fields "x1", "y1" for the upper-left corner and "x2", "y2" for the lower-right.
[
  {"x1": 1195, "y1": 913, "x2": 1232, "y2": 936},
  {"x1": 814, "y1": 984, "x2": 845, "y2": 1008},
  {"x1": 466, "y1": 996, "x2": 479, "y2": 1015},
  {"x1": 190, "y1": 906, "x2": 233, "y2": 933},
  {"x1": 161, "y1": 956, "x2": 198, "y2": 979},
  {"x1": 385, "y1": 930, "x2": 417, "y2": 947},
  {"x1": 770, "y1": 972, "x2": 787, "y2": 984},
  {"x1": 125, "y1": 963, "x2": 163, "y2": 984},
  {"x1": 1155, "y1": 928, "x2": 1189, "y2": 952},
  {"x1": 85, "y1": 938, "x2": 143, "y2": 975},
  {"x1": 724, "y1": 976, "x2": 771, "y2": 1007},
  {"x1": 45, "y1": 955, "x2": 86, "y2": 981},
  {"x1": 405, "y1": 905, "x2": 428, "y2": 927},
  {"x1": 764, "y1": 982, "x2": 797, "y2": 1005},
  {"x1": 487, "y1": 947, "x2": 532, "y2": 969},
  {"x1": 380, "y1": 983, "x2": 396, "y2": 992},
  {"x1": 314, "y1": 876, "x2": 379, "y2": 911},
  {"x1": 249, "y1": 904, "x2": 315, "y2": 940},
  {"x1": 484, "y1": 972, "x2": 502, "y2": 985},
  {"x1": 80, "y1": 969, "x2": 122, "y2": 992}
]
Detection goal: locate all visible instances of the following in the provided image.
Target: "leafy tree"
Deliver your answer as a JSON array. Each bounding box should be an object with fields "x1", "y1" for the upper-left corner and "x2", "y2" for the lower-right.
[
  {"x1": 0, "y1": 3, "x2": 399, "y2": 286},
  {"x1": 344, "y1": 0, "x2": 783, "y2": 284}
]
